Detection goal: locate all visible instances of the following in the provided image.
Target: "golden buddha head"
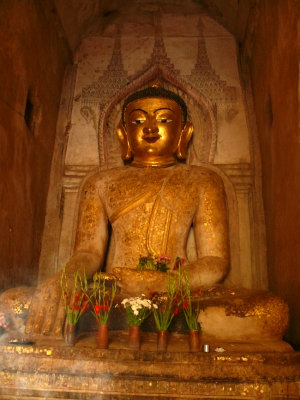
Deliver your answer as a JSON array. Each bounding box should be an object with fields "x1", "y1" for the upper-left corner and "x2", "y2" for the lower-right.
[{"x1": 117, "y1": 87, "x2": 193, "y2": 167}]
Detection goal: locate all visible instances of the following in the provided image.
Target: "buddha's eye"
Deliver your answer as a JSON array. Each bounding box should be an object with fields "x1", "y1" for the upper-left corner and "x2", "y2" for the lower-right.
[
  {"x1": 132, "y1": 119, "x2": 145, "y2": 124},
  {"x1": 157, "y1": 118, "x2": 172, "y2": 123}
]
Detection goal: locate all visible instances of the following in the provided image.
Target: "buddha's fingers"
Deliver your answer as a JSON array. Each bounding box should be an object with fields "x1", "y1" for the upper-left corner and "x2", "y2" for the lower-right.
[
  {"x1": 41, "y1": 289, "x2": 62, "y2": 335},
  {"x1": 25, "y1": 298, "x2": 38, "y2": 334},
  {"x1": 52, "y1": 296, "x2": 65, "y2": 337},
  {"x1": 25, "y1": 288, "x2": 48, "y2": 334}
]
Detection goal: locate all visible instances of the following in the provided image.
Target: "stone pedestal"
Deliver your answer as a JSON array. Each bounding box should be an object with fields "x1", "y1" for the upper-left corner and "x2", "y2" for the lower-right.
[{"x1": 0, "y1": 332, "x2": 299, "y2": 399}]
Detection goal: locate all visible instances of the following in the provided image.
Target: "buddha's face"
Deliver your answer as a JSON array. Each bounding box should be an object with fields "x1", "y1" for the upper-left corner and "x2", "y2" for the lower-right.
[{"x1": 123, "y1": 97, "x2": 184, "y2": 167}]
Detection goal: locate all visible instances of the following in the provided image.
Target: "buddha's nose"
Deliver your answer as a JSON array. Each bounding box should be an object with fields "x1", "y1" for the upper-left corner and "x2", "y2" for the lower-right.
[{"x1": 143, "y1": 124, "x2": 159, "y2": 135}]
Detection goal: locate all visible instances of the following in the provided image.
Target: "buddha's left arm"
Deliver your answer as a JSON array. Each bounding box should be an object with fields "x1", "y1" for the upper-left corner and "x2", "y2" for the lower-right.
[{"x1": 187, "y1": 172, "x2": 230, "y2": 288}]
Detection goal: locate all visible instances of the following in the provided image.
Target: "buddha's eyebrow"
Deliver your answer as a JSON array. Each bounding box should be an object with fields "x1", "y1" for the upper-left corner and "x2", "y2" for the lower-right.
[
  {"x1": 129, "y1": 108, "x2": 147, "y2": 115},
  {"x1": 154, "y1": 107, "x2": 174, "y2": 113}
]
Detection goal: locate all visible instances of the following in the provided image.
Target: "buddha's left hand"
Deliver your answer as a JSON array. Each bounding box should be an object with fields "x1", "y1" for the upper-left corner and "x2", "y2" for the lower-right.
[{"x1": 113, "y1": 267, "x2": 170, "y2": 296}]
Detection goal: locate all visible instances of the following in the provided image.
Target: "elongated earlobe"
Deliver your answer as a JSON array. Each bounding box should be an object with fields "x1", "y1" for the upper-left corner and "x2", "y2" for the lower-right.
[
  {"x1": 116, "y1": 121, "x2": 133, "y2": 161},
  {"x1": 176, "y1": 121, "x2": 193, "y2": 160}
]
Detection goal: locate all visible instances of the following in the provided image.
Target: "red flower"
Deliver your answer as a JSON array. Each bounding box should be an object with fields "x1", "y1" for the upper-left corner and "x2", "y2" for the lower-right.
[
  {"x1": 182, "y1": 300, "x2": 189, "y2": 309},
  {"x1": 174, "y1": 293, "x2": 181, "y2": 303},
  {"x1": 173, "y1": 257, "x2": 185, "y2": 270},
  {"x1": 74, "y1": 305, "x2": 79, "y2": 310},
  {"x1": 94, "y1": 305, "x2": 100, "y2": 314},
  {"x1": 74, "y1": 293, "x2": 82, "y2": 302},
  {"x1": 173, "y1": 308, "x2": 179, "y2": 315}
]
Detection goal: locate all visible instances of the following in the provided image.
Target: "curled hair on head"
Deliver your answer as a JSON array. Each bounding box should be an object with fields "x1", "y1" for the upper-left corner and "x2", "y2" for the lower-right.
[{"x1": 122, "y1": 87, "x2": 187, "y2": 126}]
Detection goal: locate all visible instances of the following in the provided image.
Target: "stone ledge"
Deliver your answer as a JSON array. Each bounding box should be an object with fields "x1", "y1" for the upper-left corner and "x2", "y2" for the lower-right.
[{"x1": 0, "y1": 332, "x2": 299, "y2": 399}]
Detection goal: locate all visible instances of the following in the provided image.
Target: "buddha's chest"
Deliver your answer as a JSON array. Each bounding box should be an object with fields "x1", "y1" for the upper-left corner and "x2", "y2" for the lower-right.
[{"x1": 101, "y1": 167, "x2": 200, "y2": 225}]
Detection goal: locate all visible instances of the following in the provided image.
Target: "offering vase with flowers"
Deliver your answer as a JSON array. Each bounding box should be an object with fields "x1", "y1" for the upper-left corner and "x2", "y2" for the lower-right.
[
  {"x1": 157, "y1": 329, "x2": 168, "y2": 351},
  {"x1": 85, "y1": 273, "x2": 117, "y2": 350},
  {"x1": 188, "y1": 329, "x2": 200, "y2": 352},
  {"x1": 61, "y1": 268, "x2": 89, "y2": 346},
  {"x1": 97, "y1": 323, "x2": 109, "y2": 349},
  {"x1": 64, "y1": 322, "x2": 76, "y2": 346},
  {"x1": 180, "y1": 265, "x2": 201, "y2": 352},
  {"x1": 121, "y1": 294, "x2": 154, "y2": 350},
  {"x1": 128, "y1": 325, "x2": 140, "y2": 350},
  {"x1": 152, "y1": 273, "x2": 181, "y2": 352}
]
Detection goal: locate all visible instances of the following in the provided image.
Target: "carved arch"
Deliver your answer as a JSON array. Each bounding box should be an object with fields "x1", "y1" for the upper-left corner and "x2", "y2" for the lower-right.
[{"x1": 97, "y1": 65, "x2": 218, "y2": 168}]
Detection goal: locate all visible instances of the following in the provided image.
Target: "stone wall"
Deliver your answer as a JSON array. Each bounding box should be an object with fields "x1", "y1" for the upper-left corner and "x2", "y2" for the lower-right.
[
  {"x1": 244, "y1": 0, "x2": 300, "y2": 347},
  {"x1": 0, "y1": 0, "x2": 70, "y2": 290}
]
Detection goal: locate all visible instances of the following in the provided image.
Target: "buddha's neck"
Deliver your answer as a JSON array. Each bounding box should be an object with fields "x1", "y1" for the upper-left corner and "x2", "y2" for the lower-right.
[{"x1": 130, "y1": 157, "x2": 177, "y2": 168}]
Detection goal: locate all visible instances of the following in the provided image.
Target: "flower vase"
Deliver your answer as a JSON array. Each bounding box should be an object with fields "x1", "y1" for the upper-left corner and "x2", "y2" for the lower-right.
[
  {"x1": 128, "y1": 325, "x2": 140, "y2": 350},
  {"x1": 64, "y1": 322, "x2": 76, "y2": 346},
  {"x1": 97, "y1": 324, "x2": 109, "y2": 349},
  {"x1": 157, "y1": 330, "x2": 168, "y2": 352},
  {"x1": 189, "y1": 329, "x2": 200, "y2": 352}
]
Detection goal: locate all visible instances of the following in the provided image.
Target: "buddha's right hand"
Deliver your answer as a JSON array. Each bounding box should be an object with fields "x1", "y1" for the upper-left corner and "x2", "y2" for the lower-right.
[
  {"x1": 25, "y1": 252, "x2": 100, "y2": 337},
  {"x1": 25, "y1": 272, "x2": 66, "y2": 337}
]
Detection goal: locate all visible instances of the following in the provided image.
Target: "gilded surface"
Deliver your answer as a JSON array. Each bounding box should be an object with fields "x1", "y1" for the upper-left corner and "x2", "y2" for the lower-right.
[
  {"x1": 0, "y1": 91, "x2": 289, "y2": 341},
  {"x1": 196, "y1": 286, "x2": 289, "y2": 338},
  {"x1": 75, "y1": 181, "x2": 103, "y2": 246},
  {"x1": 0, "y1": 341, "x2": 299, "y2": 399},
  {"x1": 83, "y1": 163, "x2": 230, "y2": 286},
  {"x1": 0, "y1": 286, "x2": 34, "y2": 323}
]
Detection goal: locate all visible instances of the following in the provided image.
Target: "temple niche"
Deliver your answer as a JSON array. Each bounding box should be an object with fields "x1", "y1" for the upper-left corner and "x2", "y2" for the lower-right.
[
  {"x1": 1, "y1": 0, "x2": 300, "y2": 399},
  {"x1": 39, "y1": 10, "x2": 267, "y2": 294}
]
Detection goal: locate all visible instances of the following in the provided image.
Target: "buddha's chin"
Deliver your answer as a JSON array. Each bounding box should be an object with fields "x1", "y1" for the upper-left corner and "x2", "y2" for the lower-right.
[{"x1": 144, "y1": 145, "x2": 159, "y2": 154}]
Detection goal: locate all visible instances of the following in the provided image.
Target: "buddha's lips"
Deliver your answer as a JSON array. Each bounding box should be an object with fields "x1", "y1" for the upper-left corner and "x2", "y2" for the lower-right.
[{"x1": 142, "y1": 134, "x2": 161, "y2": 143}]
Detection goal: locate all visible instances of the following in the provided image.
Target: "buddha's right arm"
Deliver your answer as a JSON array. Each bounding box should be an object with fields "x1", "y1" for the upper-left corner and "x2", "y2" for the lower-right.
[
  {"x1": 66, "y1": 176, "x2": 108, "y2": 279},
  {"x1": 25, "y1": 175, "x2": 108, "y2": 336}
]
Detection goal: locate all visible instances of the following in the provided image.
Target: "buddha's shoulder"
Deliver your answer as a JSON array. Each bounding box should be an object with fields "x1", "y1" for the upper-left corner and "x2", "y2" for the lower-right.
[
  {"x1": 179, "y1": 164, "x2": 224, "y2": 186},
  {"x1": 81, "y1": 167, "x2": 128, "y2": 186},
  {"x1": 82, "y1": 165, "x2": 223, "y2": 188}
]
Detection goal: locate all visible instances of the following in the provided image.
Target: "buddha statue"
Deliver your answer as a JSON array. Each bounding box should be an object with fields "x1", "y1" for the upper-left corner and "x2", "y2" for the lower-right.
[{"x1": 0, "y1": 86, "x2": 289, "y2": 346}]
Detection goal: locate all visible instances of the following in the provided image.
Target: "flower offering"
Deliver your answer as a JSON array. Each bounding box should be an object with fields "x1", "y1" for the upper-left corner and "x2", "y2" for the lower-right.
[
  {"x1": 87, "y1": 273, "x2": 117, "y2": 325},
  {"x1": 136, "y1": 254, "x2": 171, "y2": 272},
  {"x1": 60, "y1": 268, "x2": 89, "y2": 325},
  {"x1": 121, "y1": 295, "x2": 155, "y2": 326},
  {"x1": 152, "y1": 275, "x2": 181, "y2": 331}
]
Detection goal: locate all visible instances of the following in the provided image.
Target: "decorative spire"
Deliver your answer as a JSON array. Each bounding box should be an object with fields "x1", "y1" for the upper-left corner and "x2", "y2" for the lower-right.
[
  {"x1": 141, "y1": 10, "x2": 179, "y2": 76},
  {"x1": 184, "y1": 17, "x2": 236, "y2": 103},
  {"x1": 82, "y1": 25, "x2": 128, "y2": 106}
]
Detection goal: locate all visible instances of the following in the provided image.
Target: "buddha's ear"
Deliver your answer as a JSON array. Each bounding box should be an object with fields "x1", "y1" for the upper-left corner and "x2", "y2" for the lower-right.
[
  {"x1": 116, "y1": 120, "x2": 132, "y2": 161},
  {"x1": 176, "y1": 121, "x2": 193, "y2": 160}
]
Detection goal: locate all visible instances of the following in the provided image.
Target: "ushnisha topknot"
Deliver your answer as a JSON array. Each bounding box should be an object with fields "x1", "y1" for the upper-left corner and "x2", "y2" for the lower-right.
[{"x1": 122, "y1": 86, "x2": 187, "y2": 126}]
